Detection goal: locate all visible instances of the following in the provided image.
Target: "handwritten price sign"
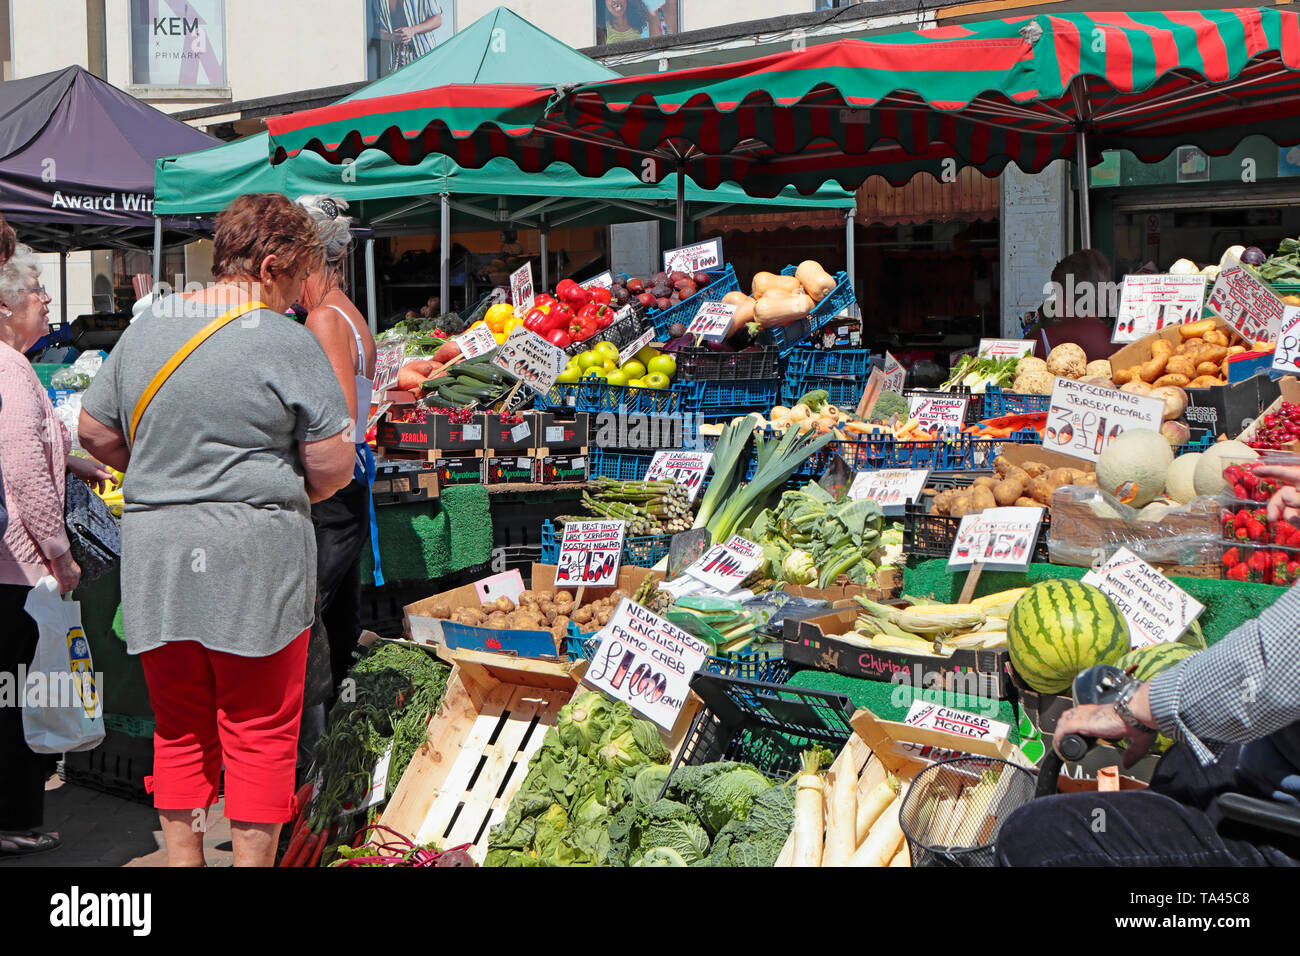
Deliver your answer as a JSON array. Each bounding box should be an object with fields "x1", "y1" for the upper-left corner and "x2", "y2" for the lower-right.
[
  {"x1": 847, "y1": 468, "x2": 929, "y2": 514},
  {"x1": 1082, "y1": 547, "x2": 1204, "y2": 648},
  {"x1": 883, "y1": 351, "x2": 906, "y2": 394},
  {"x1": 455, "y1": 324, "x2": 497, "y2": 359},
  {"x1": 556, "y1": 520, "x2": 625, "y2": 588},
  {"x1": 371, "y1": 340, "x2": 407, "y2": 396},
  {"x1": 978, "y1": 339, "x2": 1037, "y2": 359},
  {"x1": 644, "y1": 450, "x2": 713, "y2": 503},
  {"x1": 663, "y1": 239, "x2": 723, "y2": 275},
  {"x1": 686, "y1": 301, "x2": 735, "y2": 340},
  {"x1": 1111, "y1": 274, "x2": 1208, "y2": 343},
  {"x1": 492, "y1": 327, "x2": 567, "y2": 396},
  {"x1": 683, "y1": 534, "x2": 761, "y2": 593},
  {"x1": 948, "y1": 506, "x2": 1045, "y2": 572},
  {"x1": 580, "y1": 271, "x2": 613, "y2": 290},
  {"x1": 584, "y1": 599, "x2": 710, "y2": 731},
  {"x1": 510, "y1": 262, "x2": 536, "y2": 314},
  {"x1": 907, "y1": 395, "x2": 968, "y2": 433},
  {"x1": 1044, "y1": 377, "x2": 1164, "y2": 462},
  {"x1": 1270, "y1": 303, "x2": 1300, "y2": 376},
  {"x1": 1207, "y1": 266, "x2": 1284, "y2": 343}
]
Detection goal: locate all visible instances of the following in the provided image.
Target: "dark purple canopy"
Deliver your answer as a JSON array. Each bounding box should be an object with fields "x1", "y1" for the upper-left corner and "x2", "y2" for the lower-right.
[{"x1": 0, "y1": 66, "x2": 215, "y2": 250}]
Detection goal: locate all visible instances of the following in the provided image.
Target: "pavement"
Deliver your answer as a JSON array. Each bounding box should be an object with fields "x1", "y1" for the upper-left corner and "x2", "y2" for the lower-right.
[{"x1": 0, "y1": 769, "x2": 234, "y2": 868}]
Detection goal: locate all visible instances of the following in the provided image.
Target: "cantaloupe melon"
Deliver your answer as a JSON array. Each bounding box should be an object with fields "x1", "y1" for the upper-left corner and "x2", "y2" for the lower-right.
[
  {"x1": 1165, "y1": 453, "x2": 1201, "y2": 504},
  {"x1": 1192, "y1": 440, "x2": 1259, "y2": 496},
  {"x1": 1095, "y1": 429, "x2": 1174, "y2": 508}
]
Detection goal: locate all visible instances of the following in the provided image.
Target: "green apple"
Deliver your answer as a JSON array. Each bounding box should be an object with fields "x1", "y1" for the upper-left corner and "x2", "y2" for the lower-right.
[
  {"x1": 602, "y1": 359, "x2": 618, "y2": 373},
  {"x1": 576, "y1": 349, "x2": 601, "y2": 369},
  {"x1": 626, "y1": 377, "x2": 645, "y2": 389},
  {"x1": 594, "y1": 341, "x2": 620, "y2": 364},
  {"x1": 643, "y1": 371, "x2": 670, "y2": 389},
  {"x1": 620, "y1": 359, "x2": 646, "y2": 380},
  {"x1": 605, "y1": 369, "x2": 630, "y2": 387},
  {"x1": 635, "y1": 346, "x2": 660, "y2": 366},
  {"x1": 556, "y1": 365, "x2": 581, "y2": 384},
  {"x1": 582, "y1": 366, "x2": 607, "y2": 379},
  {"x1": 647, "y1": 354, "x2": 677, "y2": 378}
]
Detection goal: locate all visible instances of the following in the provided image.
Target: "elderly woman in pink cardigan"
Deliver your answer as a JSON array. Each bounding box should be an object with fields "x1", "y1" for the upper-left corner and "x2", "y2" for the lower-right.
[{"x1": 0, "y1": 240, "x2": 111, "y2": 857}]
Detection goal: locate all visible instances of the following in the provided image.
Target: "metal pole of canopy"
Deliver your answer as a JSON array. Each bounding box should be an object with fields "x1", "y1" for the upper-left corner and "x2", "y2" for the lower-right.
[
  {"x1": 1075, "y1": 129, "x2": 1092, "y2": 250},
  {"x1": 439, "y1": 192, "x2": 450, "y2": 312},
  {"x1": 152, "y1": 216, "x2": 162, "y2": 291},
  {"x1": 845, "y1": 207, "x2": 857, "y2": 298},
  {"x1": 365, "y1": 238, "x2": 378, "y2": 335},
  {"x1": 539, "y1": 216, "x2": 550, "y2": 290},
  {"x1": 675, "y1": 164, "x2": 685, "y2": 248},
  {"x1": 59, "y1": 250, "x2": 68, "y2": 325}
]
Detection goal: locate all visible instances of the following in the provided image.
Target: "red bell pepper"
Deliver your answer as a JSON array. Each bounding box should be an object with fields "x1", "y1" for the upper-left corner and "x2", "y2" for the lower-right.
[
  {"x1": 534, "y1": 293, "x2": 559, "y2": 309},
  {"x1": 589, "y1": 286, "x2": 612, "y2": 306},
  {"x1": 545, "y1": 328, "x2": 572, "y2": 348},
  {"x1": 569, "y1": 311, "x2": 598, "y2": 342},
  {"x1": 580, "y1": 301, "x2": 613, "y2": 331}
]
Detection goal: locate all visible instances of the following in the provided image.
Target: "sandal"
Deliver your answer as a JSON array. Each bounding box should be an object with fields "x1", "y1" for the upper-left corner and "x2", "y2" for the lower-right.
[{"x1": 0, "y1": 830, "x2": 62, "y2": 856}]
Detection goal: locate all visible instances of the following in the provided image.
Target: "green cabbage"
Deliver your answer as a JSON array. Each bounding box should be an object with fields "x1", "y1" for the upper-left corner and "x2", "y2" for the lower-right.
[
  {"x1": 672, "y1": 762, "x2": 772, "y2": 835},
  {"x1": 631, "y1": 764, "x2": 670, "y2": 806},
  {"x1": 597, "y1": 714, "x2": 669, "y2": 772},
  {"x1": 556, "y1": 691, "x2": 613, "y2": 754},
  {"x1": 629, "y1": 799, "x2": 710, "y2": 866}
]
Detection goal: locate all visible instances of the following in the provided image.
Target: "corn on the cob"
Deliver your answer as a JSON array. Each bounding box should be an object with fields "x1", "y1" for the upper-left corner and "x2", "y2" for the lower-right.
[
  {"x1": 887, "y1": 604, "x2": 986, "y2": 635},
  {"x1": 970, "y1": 588, "x2": 1028, "y2": 617}
]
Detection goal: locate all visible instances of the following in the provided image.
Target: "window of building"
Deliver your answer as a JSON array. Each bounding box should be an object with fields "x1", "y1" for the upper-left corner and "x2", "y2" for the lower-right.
[
  {"x1": 594, "y1": 0, "x2": 680, "y2": 47},
  {"x1": 129, "y1": 0, "x2": 226, "y2": 89}
]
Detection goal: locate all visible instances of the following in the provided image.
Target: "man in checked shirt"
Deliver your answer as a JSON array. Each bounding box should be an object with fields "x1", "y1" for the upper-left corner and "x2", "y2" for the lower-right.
[{"x1": 997, "y1": 464, "x2": 1300, "y2": 866}]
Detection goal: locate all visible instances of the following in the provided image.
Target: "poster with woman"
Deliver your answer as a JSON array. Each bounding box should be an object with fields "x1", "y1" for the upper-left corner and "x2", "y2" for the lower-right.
[
  {"x1": 366, "y1": 0, "x2": 456, "y2": 80},
  {"x1": 595, "y1": 0, "x2": 680, "y2": 46}
]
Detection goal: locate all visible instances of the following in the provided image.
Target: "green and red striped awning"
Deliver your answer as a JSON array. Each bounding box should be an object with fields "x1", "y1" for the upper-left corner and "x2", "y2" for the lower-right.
[{"x1": 267, "y1": 8, "x2": 1300, "y2": 196}]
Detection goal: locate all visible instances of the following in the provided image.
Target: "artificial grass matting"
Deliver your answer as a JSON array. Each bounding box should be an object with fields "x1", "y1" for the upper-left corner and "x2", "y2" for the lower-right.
[{"x1": 361, "y1": 483, "x2": 493, "y2": 583}]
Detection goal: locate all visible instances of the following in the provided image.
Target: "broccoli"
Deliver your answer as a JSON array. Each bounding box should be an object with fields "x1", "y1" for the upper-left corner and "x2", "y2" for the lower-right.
[{"x1": 872, "y1": 390, "x2": 909, "y2": 421}]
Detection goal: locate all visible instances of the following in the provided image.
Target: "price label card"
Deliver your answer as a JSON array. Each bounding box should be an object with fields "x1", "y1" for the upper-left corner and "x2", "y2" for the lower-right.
[
  {"x1": 372, "y1": 340, "x2": 407, "y2": 394},
  {"x1": 948, "y1": 506, "x2": 1044, "y2": 572},
  {"x1": 1082, "y1": 547, "x2": 1204, "y2": 648},
  {"x1": 663, "y1": 238, "x2": 723, "y2": 275},
  {"x1": 1207, "y1": 266, "x2": 1284, "y2": 343},
  {"x1": 644, "y1": 450, "x2": 713, "y2": 502},
  {"x1": 584, "y1": 599, "x2": 710, "y2": 731},
  {"x1": 977, "y1": 339, "x2": 1037, "y2": 358},
  {"x1": 618, "y1": 327, "x2": 655, "y2": 365},
  {"x1": 683, "y1": 534, "x2": 761, "y2": 592},
  {"x1": 847, "y1": 468, "x2": 929, "y2": 514},
  {"x1": 510, "y1": 420, "x2": 531, "y2": 443},
  {"x1": 555, "y1": 520, "x2": 625, "y2": 588},
  {"x1": 907, "y1": 395, "x2": 968, "y2": 433},
  {"x1": 1270, "y1": 304, "x2": 1300, "y2": 375},
  {"x1": 883, "y1": 351, "x2": 906, "y2": 393},
  {"x1": 580, "y1": 271, "x2": 613, "y2": 290},
  {"x1": 510, "y1": 261, "x2": 536, "y2": 314},
  {"x1": 1111, "y1": 274, "x2": 1208, "y2": 343},
  {"x1": 492, "y1": 326, "x2": 567, "y2": 396},
  {"x1": 1044, "y1": 377, "x2": 1164, "y2": 462},
  {"x1": 685, "y1": 301, "x2": 735, "y2": 340},
  {"x1": 904, "y1": 701, "x2": 1010, "y2": 743},
  {"x1": 455, "y1": 324, "x2": 497, "y2": 359}
]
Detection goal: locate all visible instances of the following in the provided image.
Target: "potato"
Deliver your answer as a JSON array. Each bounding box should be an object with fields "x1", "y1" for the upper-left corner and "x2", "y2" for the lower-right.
[
  {"x1": 993, "y1": 455, "x2": 1014, "y2": 477},
  {"x1": 1075, "y1": 472, "x2": 1097, "y2": 486},
  {"x1": 969, "y1": 486, "x2": 997, "y2": 512},
  {"x1": 1021, "y1": 461, "x2": 1048, "y2": 478},
  {"x1": 519, "y1": 591, "x2": 538, "y2": 606},
  {"x1": 1165, "y1": 355, "x2": 1196, "y2": 378},
  {"x1": 1150, "y1": 338, "x2": 1174, "y2": 358},
  {"x1": 1027, "y1": 477, "x2": 1055, "y2": 504},
  {"x1": 611, "y1": 589, "x2": 629, "y2": 602},
  {"x1": 571, "y1": 606, "x2": 594, "y2": 625},
  {"x1": 430, "y1": 603, "x2": 452, "y2": 619},
  {"x1": 480, "y1": 603, "x2": 498, "y2": 616},
  {"x1": 993, "y1": 476, "x2": 1024, "y2": 506},
  {"x1": 1046, "y1": 468, "x2": 1077, "y2": 489},
  {"x1": 595, "y1": 608, "x2": 612, "y2": 627},
  {"x1": 542, "y1": 605, "x2": 558, "y2": 624},
  {"x1": 486, "y1": 612, "x2": 510, "y2": 628},
  {"x1": 495, "y1": 596, "x2": 516, "y2": 614},
  {"x1": 1152, "y1": 373, "x2": 1190, "y2": 388},
  {"x1": 948, "y1": 491, "x2": 974, "y2": 518},
  {"x1": 973, "y1": 476, "x2": 999, "y2": 490},
  {"x1": 932, "y1": 489, "x2": 955, "y2": 515},
  {"x1": 1180, "y1": 318, "x2": 1217, "y2": 338},
  {"x1": 1189, "y1": 375, "x2": 1222, "y2": 388},
  {"x1": 556, "y1": 601, "x2": 575, "y2": 617},
  {"x1": 1112, "y1": 366, "x2": 1136, "y2": 386},
  {"x1": 536, "y1": 590, "x2": 555, "y2": 604},
  {"x1": 1120, "y1": 380, "x2": 1153, "y2": 396},
  {"x1": 1085, "y1": 360, "x2": 1112, "y2": 379},
  {"x1": 1194, "y1": 361, "x2": 1219, "y2": 377},
  {"x1": 1203, "y1": 329, "x2": 1229, "y2": 346},
  {"x1": 554, "y1": 590, "x2": 574, "y2": 605},
  {"x1": 1138, "y1": 354, "x2": 1169, "y2": 383},
  {"x1": 1014, "y1": 496, "x2": 1039, "y2": 508}
]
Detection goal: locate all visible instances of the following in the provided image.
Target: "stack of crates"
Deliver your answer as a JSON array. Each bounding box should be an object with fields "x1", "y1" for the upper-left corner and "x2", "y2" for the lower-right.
[{"x1": 780, "y1": 348, "x2": 873, "y2": 409}]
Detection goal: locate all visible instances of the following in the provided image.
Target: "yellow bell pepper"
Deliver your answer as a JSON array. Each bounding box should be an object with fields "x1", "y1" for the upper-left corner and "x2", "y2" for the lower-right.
[
  {"x1": 484, "y1": 303, "x2": 514, "y2": 334},
  {"x1": 503, "y1": 314, "x2": 526, "y2": 336}
]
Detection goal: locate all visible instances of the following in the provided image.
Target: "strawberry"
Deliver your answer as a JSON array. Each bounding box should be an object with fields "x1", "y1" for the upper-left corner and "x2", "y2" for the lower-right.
[
  {"x1": 1227, "y1": 562, "x2": 1250, "y2": 582},
  {"x1": 1222, "y1": 547, "x2": 1242, "y2": 567}
]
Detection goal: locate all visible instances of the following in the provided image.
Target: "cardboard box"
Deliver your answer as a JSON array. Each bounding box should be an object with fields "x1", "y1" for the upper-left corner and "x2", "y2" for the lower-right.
[
  {"x1": 485, "y1": 456, "x2": 537, "y2": 485},
  {"x1": 484, "y1": 412, "x2": 538, "y2": 454},
  {"x1": 1107, "y1": 315, "x2": 1249, "y2": 371},
  {"x1": 785, "y1": 606, "x2": 1013, "y2": 699},
  {"x1": 535, "y1": 412, "x2": 590, "y2": 452},
  {"x1": 371, "y1": 468, "x2": 439, "y2": 504},
  {"x1": 433, "y1": 457, "x2": 486, "y2": 486},
  {"x1": 1185, "y1": 372, "x2": 1282, "y2": 440},
  {"x1": 538, "y1": 454, "x2": 588, "y2": 483},
  {"x1": 785, "y1": 566, "x2": 903, "y2": 602},
  {"x1": 376, "y1": 414, "x2": 487, "y2": 455},
  {"x1": 998, "y1": 442, "x2": 1094, "y2": 474}
]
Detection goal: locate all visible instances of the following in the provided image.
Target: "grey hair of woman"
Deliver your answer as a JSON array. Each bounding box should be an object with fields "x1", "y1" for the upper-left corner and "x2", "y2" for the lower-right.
[
  {"x1": 0, "y1": 243, "x2": 41, "y2": 308},
  {"x1": 296, "y1": 194, "x2": 354, "y2": 284}
]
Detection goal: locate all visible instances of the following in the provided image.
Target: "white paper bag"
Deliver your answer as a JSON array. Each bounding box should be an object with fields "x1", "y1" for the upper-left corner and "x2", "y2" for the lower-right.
[{"x1": 22, "y1": 576, "x2": 104, "y2": 754}]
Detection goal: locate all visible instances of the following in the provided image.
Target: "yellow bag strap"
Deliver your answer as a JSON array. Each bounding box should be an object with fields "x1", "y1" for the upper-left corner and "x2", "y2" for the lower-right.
[{"x1": 128, "y1": 300, "x2": 266, "y2": 446}]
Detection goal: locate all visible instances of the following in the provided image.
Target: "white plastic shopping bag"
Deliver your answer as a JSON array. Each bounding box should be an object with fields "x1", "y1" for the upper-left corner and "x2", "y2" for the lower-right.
[{"x1": 22, "y1": 576, "x2": 104, "y2": 754}]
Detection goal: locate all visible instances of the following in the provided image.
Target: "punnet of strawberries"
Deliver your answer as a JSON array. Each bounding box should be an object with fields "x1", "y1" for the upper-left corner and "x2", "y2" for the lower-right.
[
  {"x1": 1222, "y1": 462, "x2": 1282, "y2": 502},
  {"x1": 1246, "y1": 401, "x2": 1300, "y2": 450},
  {"x1": 1220, "y1": 462, "x2": 1300, "y2": 584}
]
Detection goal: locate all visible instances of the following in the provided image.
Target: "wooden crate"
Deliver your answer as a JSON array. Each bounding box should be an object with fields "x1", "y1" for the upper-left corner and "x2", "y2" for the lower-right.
[{"x1": 378, "y1": 646, "x2": 579, "y2": 863}]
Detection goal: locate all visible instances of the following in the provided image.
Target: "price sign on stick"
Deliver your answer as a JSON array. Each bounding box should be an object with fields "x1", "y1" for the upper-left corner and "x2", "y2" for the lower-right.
[
  {"x1": 1082, "y1": 547, "x2": 1205, "y2": 648},
  {"x1": 685, "y1": 301, "x2": 735, "y2": 341},
  {"x1": 1111, "y1": 274, "x2": 1208, "y2": 343},
  {"x1": 847, "y1": 469, "x2": 929, "y2": 514},
  {"x1": 683, "y1": 534, "x2": 761, "y2": 592},
  {"x1": 510, "y1": 262, "x2": 536, "y2": 314},
  {"x1": 584, "y1": 599, "x2": 710, "y2": 731},
  {"x1": 556, "y1": 520, "x2": 625, "y2": 588},
  {"x1": 977, "y1": 339, "x2": 1036, "y2": 359},
  {"x1": 1207, "y1": 266, "x2": 1285, "y2": 343},
  {"x1": 948, "y1": 507, "x2": 1044, "y2": 572},
  {"x1": 644, "y1": 450, "x2": 713, "y2": 502},
  {"x1": 1270, "y1": 304, "x2": 1300, "y2": 375},
  {"x1": 883, "y1": 351, "x2": 906, "y2": 393},
  {"x1": 455, "y1": 324, "x2": 497, "y2": 359},
  {"x1": 1044, "y1": 378, "x2": 1164, "y2": 462},
  {"x1": 663, "y1": 239, "x2": 723, "y2": 275},
  {"x1": 907, "y1": 395, "x2": 968, "y2": 433},
  {"x1": 492, "y1": 327, "x2": 567, "y2": 396},
  {"x1": 580, "y1": 271, "x2": 613, "y2": 290},
  {"x1": 371, "y1": 340, "x2": 407, "y2": 396}
]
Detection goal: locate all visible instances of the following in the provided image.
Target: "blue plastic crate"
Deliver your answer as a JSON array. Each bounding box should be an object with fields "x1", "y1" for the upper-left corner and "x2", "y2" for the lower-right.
[
  {"x1": 698, "y1": 378, "x2": 779, "y2": 411},
  {"x1": 541, "y1": 519, "x2": 673, "y2": 568},
  {"x1": 562, "y1": 622, "x2": 791, "y2": 683},
  {"x1": 645, "y1": 266, "x2": 741, "y2": 339},
  {"x1": 1174, "y1": 433, "x2": 1213, "y2": 456},
  {"x1": 760, "y1": 266, "x2": 857, "y2": 356},
  {"x1": 536, "y1": 379, "x2": 704, "y2": 416},
  {"x1": 982, "y1": 386, "x2": 1052, "y2": 417},
  {"x1": 949, "y1": 429, "x2": 1043, "y2": 469},
  {"x1": 786, "y1": 348, "x2": 872, "y2": 378},
  {"x1": 588, "y1": 447, "x2": 655, "y2": 481},
  {"x1": 780, "y1": 375, "x2": 866, "y2": 408}
]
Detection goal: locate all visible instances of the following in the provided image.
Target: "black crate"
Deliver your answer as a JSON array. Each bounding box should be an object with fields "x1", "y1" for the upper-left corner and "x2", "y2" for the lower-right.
[
  {"x1": 674, "y1": 346, "x2": 781, "y2": 382},
  {"x1": 563, "y1": 305, "x2": 650, "y2": 358},
  {"x1": 668, "y1": 672, "x2": 856, "y2": 782},
  {"x1": 62, "y1": 727, "x2": 153, "y2": 804},
  {"x1": 902, "y1": 503, "x2": 1052, "y2": 562},
  {"x1": 489, "y1": 487, "x2": 586, "y2": 548},
  {"x1": 923, "y1": 470, "x2": 994, "y2": 492}
]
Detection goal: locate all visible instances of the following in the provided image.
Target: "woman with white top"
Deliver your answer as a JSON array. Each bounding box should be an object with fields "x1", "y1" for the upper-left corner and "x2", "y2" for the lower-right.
[{"x1": 296, "y1": 196, "x2": 377, "y2": 737}]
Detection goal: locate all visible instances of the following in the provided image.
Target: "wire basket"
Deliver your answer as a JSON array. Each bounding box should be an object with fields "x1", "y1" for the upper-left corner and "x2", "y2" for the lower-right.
[{"x1": 898, "y1": 756, "x2": 1037, "y2": 867}]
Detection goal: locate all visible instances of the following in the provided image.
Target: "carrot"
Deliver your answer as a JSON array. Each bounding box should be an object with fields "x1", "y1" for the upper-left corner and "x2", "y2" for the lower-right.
[{"x1": 279, "y1": 822, "x2": 313, "y2": 867}]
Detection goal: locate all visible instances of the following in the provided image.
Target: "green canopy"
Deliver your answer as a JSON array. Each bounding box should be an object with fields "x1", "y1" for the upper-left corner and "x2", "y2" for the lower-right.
[{"x1": 153, "y1": 6, "x2": 854, "y2": 228}]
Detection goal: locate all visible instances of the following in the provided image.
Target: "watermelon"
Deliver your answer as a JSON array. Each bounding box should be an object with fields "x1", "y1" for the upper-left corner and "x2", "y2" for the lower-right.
[
  {"x1": 1007, "y1": 580, "x2": 1130, "y2": 694},
  {"x1": 1116, "y1": 642, "x2": 1196, "y2": 681}
]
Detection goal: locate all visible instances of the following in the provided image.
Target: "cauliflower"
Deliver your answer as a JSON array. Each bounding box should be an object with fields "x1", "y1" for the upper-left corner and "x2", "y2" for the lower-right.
[
  {"x1": 1046, "y1": 343, "x2": 1087, "y2": 379},
  {"x1": 1013, "y1": 369, "x2": 1055, "y2": 395},
  {"x1": 782, "y1": 549, "x2": 816, "y2": 585}
]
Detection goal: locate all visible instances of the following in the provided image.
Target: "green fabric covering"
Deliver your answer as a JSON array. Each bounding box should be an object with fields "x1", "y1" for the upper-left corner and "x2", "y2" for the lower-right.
[
  {"x1": 902, "y1": 559, "x2": 1286, "y2": 648},
  {"x1": 361, "y1": 483, "x2": 493, "y2": 583},
  {"x1": 789, "y1": 669, "x2": 1020, "y2": 745}
]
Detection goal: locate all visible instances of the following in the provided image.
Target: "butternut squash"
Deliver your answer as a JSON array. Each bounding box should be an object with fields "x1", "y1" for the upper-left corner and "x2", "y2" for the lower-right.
[
  {"x1": 721, "y1": 290, "x2": 752, "y2": 306},
  {"x1": 726, "y1": 295, "x2": 757, "y2": 336},
  {"x1": 751, "y1": 271, "x2": 801, "y2": 297},
  {"x1": 795, "y1": 260, "x2": 837, "y2": 302},
  {"x1": 753, "y1": 290, "x2": 813, "y2": 328}
]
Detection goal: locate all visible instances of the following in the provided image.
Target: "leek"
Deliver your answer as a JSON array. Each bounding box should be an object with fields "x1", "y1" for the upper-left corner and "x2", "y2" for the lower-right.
[{"x1": 708, "y1": 426, "x2": 836, "y2": 543}]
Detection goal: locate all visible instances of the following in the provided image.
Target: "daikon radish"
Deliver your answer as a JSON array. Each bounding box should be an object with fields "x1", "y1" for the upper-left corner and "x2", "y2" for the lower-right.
[
  {"x1": 823, "y1": 760, "x2": 858, "y2": 866},
  {"x1": 792, "y1": 750, "x2": 826, "y2": 867},
  {"x1": 928, "y1": 786, "x2": 956, "y2": 845},
  {"x1": 848, "y1": 797, "x2": 904, "y2": 867},
  {"x1": 855, "y1": 774, "x2": 900, "y2": 845},
  {"x1": 888, "y1": 844, "x2": 911, "y2": 867},
  {"x1": 752, "y1": 271, "x2": 801, "y2": 297},
  {"x1": 795, "y1": 260, "x2": 837, "y2": 302}
]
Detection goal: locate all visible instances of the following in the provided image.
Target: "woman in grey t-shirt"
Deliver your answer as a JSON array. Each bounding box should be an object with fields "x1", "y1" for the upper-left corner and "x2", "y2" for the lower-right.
[{"x1": 80, "y1": 194, "x2": 355, "y2": 867}]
